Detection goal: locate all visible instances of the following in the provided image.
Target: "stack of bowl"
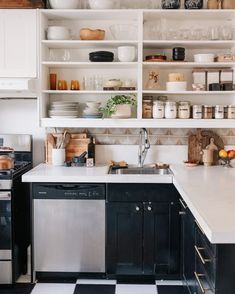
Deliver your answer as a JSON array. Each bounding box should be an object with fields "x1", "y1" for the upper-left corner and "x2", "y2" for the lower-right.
[
  {"x1": 172, "y1": 47, "x2": 185, "y2": 61},
  {"x1": 89, "y1": 51, "x2": 114, "y2": 62},
  {"x1": 82, "y1": 101, "x2": 102, "y2": 119}
]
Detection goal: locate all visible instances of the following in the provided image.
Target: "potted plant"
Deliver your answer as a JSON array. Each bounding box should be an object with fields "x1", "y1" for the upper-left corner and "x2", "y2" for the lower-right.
[{"x1": 99, "y1": 94, "x2": 137, "y2": 118}]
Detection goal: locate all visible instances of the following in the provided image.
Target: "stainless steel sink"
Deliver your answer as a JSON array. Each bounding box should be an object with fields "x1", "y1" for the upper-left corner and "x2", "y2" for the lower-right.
[{"x1": 110, "y1": 167, "x2": 172, "y2": 175}]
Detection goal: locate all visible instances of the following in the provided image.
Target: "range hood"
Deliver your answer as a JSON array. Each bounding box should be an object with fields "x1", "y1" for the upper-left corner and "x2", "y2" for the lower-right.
[{"x1": 0, "y1": 78, "x2": 39, "y2": 98}]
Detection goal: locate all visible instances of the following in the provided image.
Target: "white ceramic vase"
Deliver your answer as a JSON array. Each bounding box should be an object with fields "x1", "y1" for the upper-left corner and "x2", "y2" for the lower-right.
[{"x1": 111, "y1": 104, "x2": 132, "y2": 118}]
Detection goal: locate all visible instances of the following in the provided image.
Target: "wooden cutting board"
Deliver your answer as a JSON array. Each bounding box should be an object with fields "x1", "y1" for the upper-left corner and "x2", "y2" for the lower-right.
[
  {"x1": 0, "y1": 0, "x2": 45, "y2": 8},
  {"x1": 188, "y1": 130, "x2": 224, "y2": 164}
]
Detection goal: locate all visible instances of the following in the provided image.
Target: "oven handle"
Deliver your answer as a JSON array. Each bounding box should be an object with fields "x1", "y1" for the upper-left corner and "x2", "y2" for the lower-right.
[{"x1": 0, "y1": 192, "x2": 11, "y2": 201}]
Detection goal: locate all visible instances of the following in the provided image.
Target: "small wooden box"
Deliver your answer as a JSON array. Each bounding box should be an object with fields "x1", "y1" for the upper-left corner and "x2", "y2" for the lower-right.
[{"x1": 0, "y1": 0, "x2": 45, "y2": 8}]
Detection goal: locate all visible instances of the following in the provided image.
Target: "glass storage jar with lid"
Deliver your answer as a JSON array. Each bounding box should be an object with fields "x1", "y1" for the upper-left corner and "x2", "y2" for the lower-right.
[
  {"x1": 215, "y1": 105, "x2": 224, "y2": 119},
  {"x1": 153, "y1": 101, "x2": 165, "y2": 119},
  {"x1": 203, "y1": 105, "x2": 213, "y2": 119},
  {"x1": 193, "y1": 105, "x2": 202, "y2": 119},
  {"x1": 228, "y1": 105, "x2": 235, "y2": 119},
  {"x1": 165, "y1": 101, "x2": 177, "y2": 119},
  {"x1": 142, "y1": 98, "x2": 153, "y2": 118},
  {"x1": 178, "y1": 101, "x2": 190, "y2": 119}
]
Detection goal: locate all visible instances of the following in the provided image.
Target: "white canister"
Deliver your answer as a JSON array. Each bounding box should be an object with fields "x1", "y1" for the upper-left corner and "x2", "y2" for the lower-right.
[
  {"x1": 118, "y1": 46, "x2": 136, "y2": 62},
  {"x1": 52, "y1": 149, "x2": 65, "y2": 166},
  {"x1": 165, "y1": 101, "x2": 177, "y2": 119},
  {"x1": 215, "y1": 105, "x2": 224, "y2": 119},
  {"x1": 153, "y1": 101, "x2": 165, "y2": 119},
  {"x1": 228, "y1": 105, "x2": 235, "y2": 119},
  {"x1": 193, "y1": 105, "x2": 203, "y2": 119},
  {"x1": 178, "y1": 101, "x2": 190, "y2": 119}
]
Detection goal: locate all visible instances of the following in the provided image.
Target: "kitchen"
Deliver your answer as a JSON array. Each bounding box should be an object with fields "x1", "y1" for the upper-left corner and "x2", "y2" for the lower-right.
[{"x1": 1, "y1": 0, "x2": 235, "y2": 294}]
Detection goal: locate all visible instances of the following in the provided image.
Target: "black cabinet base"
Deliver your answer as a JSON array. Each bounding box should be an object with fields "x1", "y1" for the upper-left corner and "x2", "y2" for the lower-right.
[{"x1": 36, "y1": 272, "x2": 106, "y2": 282}]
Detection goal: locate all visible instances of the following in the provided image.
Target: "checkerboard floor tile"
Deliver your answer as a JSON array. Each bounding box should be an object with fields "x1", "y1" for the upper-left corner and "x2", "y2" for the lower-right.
[{"x1": 0, "y1": 279, "x2": 187, "y2": 294}]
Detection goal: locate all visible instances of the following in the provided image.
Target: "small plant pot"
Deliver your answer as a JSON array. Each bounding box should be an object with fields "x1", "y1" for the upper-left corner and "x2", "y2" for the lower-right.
[{"x1": 111, "y1": 104, "x2": 132, "y2": 119}]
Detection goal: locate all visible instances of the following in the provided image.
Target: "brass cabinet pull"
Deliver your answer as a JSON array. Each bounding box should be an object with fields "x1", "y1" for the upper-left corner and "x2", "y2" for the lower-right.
[
  {"x1": 194, "y1": 272, "x2": 211, "y2": 294},
  {"x1": 195, "y1": 245, "x2": 211, "y2": 265},
  {"x1": 179, "y1": 198, "x2": 187, "y2": 209},
  {"x1": 195, "y1": 219, "x2": 205, "y2": 235}
]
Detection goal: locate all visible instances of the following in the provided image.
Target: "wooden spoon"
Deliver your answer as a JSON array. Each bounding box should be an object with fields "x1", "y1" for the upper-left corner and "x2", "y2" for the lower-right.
[{"x1": 47, "y1": 133, "x2": 56, "y2": 148}]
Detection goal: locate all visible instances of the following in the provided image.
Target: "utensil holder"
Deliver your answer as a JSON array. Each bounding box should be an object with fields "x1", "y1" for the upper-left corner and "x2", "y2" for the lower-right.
[{"x1": 52, "y1": 148, "x2": 65, "y2": 166}]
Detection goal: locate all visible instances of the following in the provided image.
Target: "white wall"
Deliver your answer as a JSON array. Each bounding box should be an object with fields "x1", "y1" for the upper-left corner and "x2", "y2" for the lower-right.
[{"x1": 0, "y1": 99, "x2": 45, "y2": 165}]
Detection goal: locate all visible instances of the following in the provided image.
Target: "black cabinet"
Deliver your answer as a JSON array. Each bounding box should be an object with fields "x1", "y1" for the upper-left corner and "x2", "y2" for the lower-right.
[{"x1": 106, "y1": 184, "x2": 181, "y2": 278}]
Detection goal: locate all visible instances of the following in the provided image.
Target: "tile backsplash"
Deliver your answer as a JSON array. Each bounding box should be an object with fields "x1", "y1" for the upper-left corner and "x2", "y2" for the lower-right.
[{"x1": 51, "y1": 128, "x2": 235, "y2": 146}]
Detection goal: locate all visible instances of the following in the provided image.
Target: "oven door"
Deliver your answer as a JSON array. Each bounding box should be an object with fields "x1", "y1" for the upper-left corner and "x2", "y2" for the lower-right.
[{"x1": 0, "y1": 191, "x2": 12, "y2": 284}]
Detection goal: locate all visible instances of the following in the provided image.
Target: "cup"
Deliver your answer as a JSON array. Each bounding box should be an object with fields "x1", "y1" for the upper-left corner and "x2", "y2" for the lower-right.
[
  {"x1": 50, "y1": 73, "x2": 57, "y2": 90},
  {"x1": 118, "y1": 46, "x2": 136, "y2": 62},
  {"x1": 52, "y1": 148, "x2": 65, "y2": 166},
  {"x1": 202, "y1": 149, "x2": 214, "y2": 167}
]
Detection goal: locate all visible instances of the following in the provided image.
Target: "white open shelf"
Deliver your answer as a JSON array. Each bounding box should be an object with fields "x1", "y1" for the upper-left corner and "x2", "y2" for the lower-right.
[
  {"x1": 42, "y1": 62, "x2": 138, "y2": 68},
  {"x1": 142, "y1": 91, "x2": 235, "y2": 95},
  {"x1": 43, "y1": 90, "x2": 138, "y2": 94},
  {"x1": 143, "y1": 62, "x2": 235, "y2": 68}
]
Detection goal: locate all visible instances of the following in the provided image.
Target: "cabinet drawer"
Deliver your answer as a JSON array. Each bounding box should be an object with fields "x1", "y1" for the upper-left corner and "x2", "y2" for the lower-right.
[
  {"x1": 195, "y1": 220, "x2": 217, "y2": 258},
  {"x1": 195, "y1": 259, "x2": 215, "y2": 294},
  {"x1": 107, "y1": 184, "x2": 179, "y2": 202}
]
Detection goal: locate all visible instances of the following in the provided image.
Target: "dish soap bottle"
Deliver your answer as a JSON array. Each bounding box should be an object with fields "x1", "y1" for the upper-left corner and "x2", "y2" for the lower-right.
[{"x1": 88, "y1": 137, "x2": 95, "y2": 165}]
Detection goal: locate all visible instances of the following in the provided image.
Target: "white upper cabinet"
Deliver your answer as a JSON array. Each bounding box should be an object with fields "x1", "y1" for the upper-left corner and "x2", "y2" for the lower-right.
[{"x1": 0, "y1": 10, "x2": 37, "y2": 78}]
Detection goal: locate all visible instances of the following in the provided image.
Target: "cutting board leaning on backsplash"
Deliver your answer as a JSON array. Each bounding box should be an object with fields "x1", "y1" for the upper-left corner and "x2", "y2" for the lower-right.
[{"x1": 188, "y1": 130, "x2": 224, "y2": 164}]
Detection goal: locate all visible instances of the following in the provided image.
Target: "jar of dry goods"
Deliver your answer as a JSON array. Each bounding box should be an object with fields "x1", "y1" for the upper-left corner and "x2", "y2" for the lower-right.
[
  {"x1": 228, "y1": 105, "x2": 235, "y2": 119},
  {"x1": 215, "y1": 105, "x2": 224, "y2": 119},
  {"x1": 142, "y1": 99, "x2": 152, "y2": 118},
  {"x1": 178, "y1": 101, "x2": 190, "y2": 119},
  {"x1": 165, "y1": 101, "x2": 177, "y2": 119},
  {"x1": 203, "y1": 105, "x2": 213, "y2": 119},
  {"x1": 153, "y1": 101, "x2": 165, "y2": 119},
  {"x1": 193, "y1": 105, "x2": 203, "y2": 119}
]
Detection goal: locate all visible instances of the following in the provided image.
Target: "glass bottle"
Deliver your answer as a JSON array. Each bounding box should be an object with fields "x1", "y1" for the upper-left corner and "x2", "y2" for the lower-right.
[{"x1": 88, "y1": 137, "x2": 95, "y2": 164}]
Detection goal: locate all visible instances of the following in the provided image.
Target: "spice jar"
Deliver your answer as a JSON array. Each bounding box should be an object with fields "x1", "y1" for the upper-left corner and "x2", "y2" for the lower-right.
[
  {"x1": 203, "y1": 105, "x2": 213, "y2": 119},
  {"x1": 142, "y1": 98, "x2": 153, "y2": 118},
  {"x1": 215, "y1": 105, "x2": 224, "y2": 119},
  {"x1": 162, "y1": 0, "x2": 181, "y2": 9},
  {"x1": 193, "y1": 105, "x2": 203, "y2": 119},
  {"x1": 178, "y1": 101, "x2": 190, "y2": 119},
  {"x1": 228, "y1": 105, "x2": 235, "y2": 119},
  {"x1": 165, "y1": 101, "x2": 177, "y2": 119},
  {"x1": 153, "y1": 101, "x2": 165, "y2": 119}
]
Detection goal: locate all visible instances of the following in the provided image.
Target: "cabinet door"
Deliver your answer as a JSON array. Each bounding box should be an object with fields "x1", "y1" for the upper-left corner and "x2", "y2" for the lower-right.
[
  {"x1": 143, "y1": 202, "x2": 180, "y2": 276},
  {"x1": 106, "y1": 202, "x2": 143, "y2": 275},
  {"x1": 182, "y1": 207, "x2": 196, "y2": 293},
  {"x1": 0, "y1": 10, "x2": 37, "y2": 78}
]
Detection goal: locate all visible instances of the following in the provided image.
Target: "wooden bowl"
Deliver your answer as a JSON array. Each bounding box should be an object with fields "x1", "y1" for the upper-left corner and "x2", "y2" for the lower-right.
[{"x1": 80, "y1": 28, "x2": 105, "y2": 40}]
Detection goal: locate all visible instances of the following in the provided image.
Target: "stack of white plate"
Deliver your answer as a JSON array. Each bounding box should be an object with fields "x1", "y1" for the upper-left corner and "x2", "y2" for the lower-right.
[
  {"x1": 82, "y1": 101, "x2": 102, "y2": 119},
  {"x1": 49, "y1": 101, "x2": 79, "y2": 118}
]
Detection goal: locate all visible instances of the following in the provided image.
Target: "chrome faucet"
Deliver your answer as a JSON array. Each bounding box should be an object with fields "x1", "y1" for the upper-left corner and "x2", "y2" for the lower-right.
[{"x1": 138, "y1": 128, "x2": 150, "y2": 168}]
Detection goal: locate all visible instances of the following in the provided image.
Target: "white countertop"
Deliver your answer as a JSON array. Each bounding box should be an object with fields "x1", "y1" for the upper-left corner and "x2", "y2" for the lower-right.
[{"x1": 22, "y1": 163, "x2": 235, "y2": 244}]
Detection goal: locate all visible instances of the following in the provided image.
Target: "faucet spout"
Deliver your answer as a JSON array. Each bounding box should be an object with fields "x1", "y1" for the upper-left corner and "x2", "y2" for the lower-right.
[{"x1": 138, "y1": 128, "x2": 150, "y2": 168}]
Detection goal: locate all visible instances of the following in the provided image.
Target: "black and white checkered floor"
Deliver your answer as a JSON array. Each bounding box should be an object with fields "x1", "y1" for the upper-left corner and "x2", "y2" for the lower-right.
[{"x1": 0, "y1": 280, "x2": 188, "y2": 294}]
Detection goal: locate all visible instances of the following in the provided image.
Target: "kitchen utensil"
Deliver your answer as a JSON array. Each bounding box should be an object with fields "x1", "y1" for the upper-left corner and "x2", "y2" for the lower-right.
[
  {"x1": 80, "y1": 28, "x2": 105, "y2": 40},
  {"x1": 49, "y1": 0, "x2": 80, "y2": 8},
  {"x1": 61, "y1": 132, "x2": 71, "y2": 149},
  {"x1": 47, "y1": 133, "x2": 56, "y2": 149},
  {"x1": 162, "y1": 0, "x2": 181, "y2": 9},
  {"x1": 110, "y1": 24, "x2": 137, "y2": 40},
  {"x1": 185, "y1": 0, "x2": 203, "y2": 9},
  {"x1": 118, "y1": 46, "x2": 136, "y2": 62},
  {"x1": 194, "y1": 54, "x2": 215, "y2": 63},
  {"x1": 88, "y1": 0, "x2": 119, "y2": 9},
  {"x1": 47, "y1": 26, "x2": 70, "y2": 40}
]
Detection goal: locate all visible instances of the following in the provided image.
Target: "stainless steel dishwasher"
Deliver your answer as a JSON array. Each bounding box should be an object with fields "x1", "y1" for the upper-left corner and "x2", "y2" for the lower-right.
[{"x1": 33, "y1": 183, "x2": 105, "y2": 273}]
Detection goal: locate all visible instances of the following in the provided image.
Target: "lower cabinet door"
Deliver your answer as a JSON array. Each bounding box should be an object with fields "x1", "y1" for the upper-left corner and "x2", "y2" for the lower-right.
[
  {"x1": 143, "y1": 202, "x2": 180, "y2": 275},
  {"x1": 106, "y1": 202, "x2": 143, "y2": 275}
]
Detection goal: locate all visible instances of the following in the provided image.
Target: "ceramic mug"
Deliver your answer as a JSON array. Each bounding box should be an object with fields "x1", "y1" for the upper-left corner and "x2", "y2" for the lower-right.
[
  {"x1": 118, "y1": 46, "x2": 136, "y2": 62},
  {"x1": 202, "y1": 149, "x2": 214, "y2": 167},
  {"x1": 52, "y1": 148, "x2": 65, "y2": 166}
]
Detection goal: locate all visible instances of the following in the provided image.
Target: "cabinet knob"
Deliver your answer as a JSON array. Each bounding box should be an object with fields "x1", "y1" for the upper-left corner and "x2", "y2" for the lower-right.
[
  {"x1": 136, "y1": 206, "x2": 140, "y2": 211},
  {"x1": 147, "y1": 206, "x2": 152, "y2": 211}
]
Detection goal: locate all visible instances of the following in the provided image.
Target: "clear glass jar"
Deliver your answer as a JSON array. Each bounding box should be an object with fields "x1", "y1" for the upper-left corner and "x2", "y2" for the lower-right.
[
  {"x1": 215, "y1": 105, "x2": 224, "y2": 119},
  {"x1": 193, "y1": 105, "x2": 203, "y2": 119},
  {"x1": 165, "y1": 101, "x2": 177, "y2": 119},
  {"x1": 228, "y1": 105, "x2": 235, "y2": 119},
  {"x1": 203, "y1": 105, "x2": 213, "y2": 119},
  {"x1": 153, "y1": 101, "x2": 165, "y2": 119},
  {"x1": 178, "y1": 101, "x2": 190, "y2": 119},
  {"x1": 142, "y1": 99, "x2": 152, "y2": 118}
]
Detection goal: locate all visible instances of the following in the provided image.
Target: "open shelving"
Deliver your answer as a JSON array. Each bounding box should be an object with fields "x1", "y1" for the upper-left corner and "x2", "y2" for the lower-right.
[{"x1": 39, "y1": 9, "x2": 235, "y2": 128}]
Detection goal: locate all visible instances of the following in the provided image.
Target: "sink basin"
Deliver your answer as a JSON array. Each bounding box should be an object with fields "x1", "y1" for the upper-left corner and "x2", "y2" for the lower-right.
[{"x1": 110, "y1": 167, "x2": 172, "y2": 175}]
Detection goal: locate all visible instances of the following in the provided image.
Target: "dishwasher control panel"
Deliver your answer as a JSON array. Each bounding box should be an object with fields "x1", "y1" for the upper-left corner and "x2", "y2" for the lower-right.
[{"x1": 33, "y1": 183, "x2": 105, "y2": 200}]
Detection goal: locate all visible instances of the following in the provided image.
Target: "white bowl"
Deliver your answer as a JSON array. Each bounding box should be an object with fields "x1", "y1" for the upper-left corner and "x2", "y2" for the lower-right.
[
  {"x1": 194, "y1": 54, "x2": 215, "y2": 63},
  {"x1": 47, "y1": 26, "x2": 70, "y2": 40},
  {"x1": 89, "y1": 0, "x2": 118, "y2": 9},
  {"x1": 86, "y1": 101, "x2": 101, "y2": 109},
  {"x1": 49, "y1": 0, "x2": 80, "y2": 9},
  {"x1": 118, "y1": 46, "x2": 136, "y2": 62},
  {"x1": 166, "y1": 81, "x2": 187, "y2": 92}
]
